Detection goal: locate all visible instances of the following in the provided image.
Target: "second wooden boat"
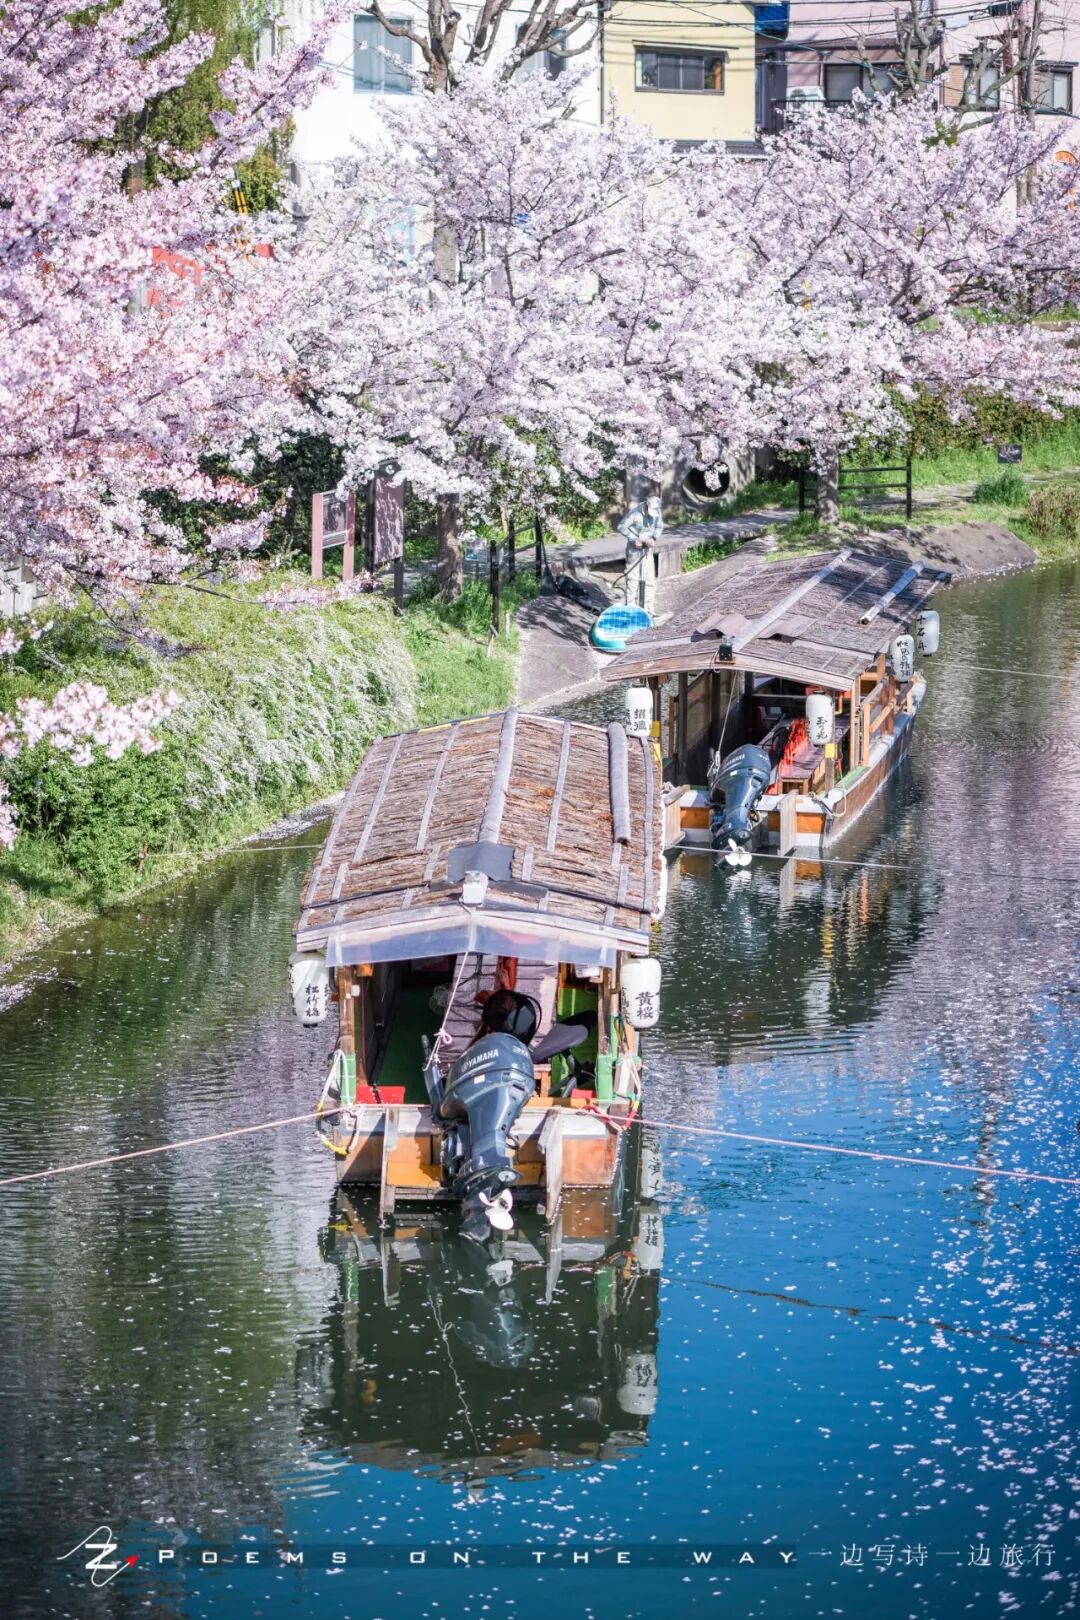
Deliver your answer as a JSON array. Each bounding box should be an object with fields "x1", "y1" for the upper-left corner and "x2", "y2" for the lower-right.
[{"x1": 602, "y1": 547, "x2": 947, "y2": 855}]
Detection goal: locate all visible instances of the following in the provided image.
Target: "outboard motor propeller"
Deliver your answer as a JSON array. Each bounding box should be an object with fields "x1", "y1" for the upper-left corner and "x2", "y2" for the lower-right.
[
  {"x1": 435, "y1": 990, "x2": 539, "y2": 1242},
  {"x1": 708, "y1": 742, "x2": 772, "y2": 850}
]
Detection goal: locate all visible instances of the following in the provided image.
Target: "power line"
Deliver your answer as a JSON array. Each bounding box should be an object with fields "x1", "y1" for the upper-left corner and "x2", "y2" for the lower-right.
[
  {"x1": 667, "y1": 1270, "x2": 1080, "y2": 1357},
  {"x1": 943, "y1": 659, "x2": 1080, "y2": 680},
  {"x1": 139, "y1": 841, "x2": 324, "y2": 860},
  {"x1": 0, "y1": 1104, "x2": 348, "y2": 1189},
  {"x1": 120, "y1": 834, "x2": 1080, "y2": 888}
]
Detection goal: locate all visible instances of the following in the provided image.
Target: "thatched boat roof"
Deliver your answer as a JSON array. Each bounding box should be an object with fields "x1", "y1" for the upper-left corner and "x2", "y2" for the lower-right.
[
  {"x1": 295, "y1": 709, "x2": 664, "y2": 967},
  {"x1": 602, "y1": 547, "x2": 947, "y2": 691}
]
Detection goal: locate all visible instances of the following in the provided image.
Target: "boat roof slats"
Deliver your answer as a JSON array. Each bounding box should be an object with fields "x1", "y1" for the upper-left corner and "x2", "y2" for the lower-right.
[
  {"x1": 352, "y1": 732, "x2": 404, "y2": 864},
  {"x1": 730, "y1": 547, "x2": 852, "y2": 651},
  {"x1": 478, "y1": 706, "x2": 518, "y2": 845},
  {"x1": 546, "y1": 722, "x2": 572, "y2": 852},
  {"x1": 301, "y1": 743, "x2": 377, "y2": 911},
  {"x1": 602, "y1": 548, "x2": 946, "y2": 688},
  {"x1": 414, "y1": 721, "x2": 458, "y2": 852},
  {"x1": 608, "y1": 723, "x2": 631, "y2": 846},
  {"x1": 295, "y1": 709, "x2": 664, "y2": 956},
  {"x1": 641, "y1": 729, "x2": 660, "y2": 920}
]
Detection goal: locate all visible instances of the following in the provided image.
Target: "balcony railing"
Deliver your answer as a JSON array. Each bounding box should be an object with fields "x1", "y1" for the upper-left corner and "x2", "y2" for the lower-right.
[
  {"x1": 759, "y1": 96, "x2": 857, "y2": 134},
  {"x1": 760, "y1": 95, "x2": 923, "y2": 134}
]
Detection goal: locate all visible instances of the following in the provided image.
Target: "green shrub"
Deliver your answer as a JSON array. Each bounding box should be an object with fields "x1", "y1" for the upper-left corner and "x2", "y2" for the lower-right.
[
  {"x1": 894, "y1": 391, "x2": 1075, "y2": 459},
  {"x1": 1026, "y1": 482, "x2": 1080, "y2": 543},
  {"x1": 1, "y1": 585, "x2": 416, "y2": 897},
  {"x1": 971, "y1": 468, "x2": 1027, "y2": 505},
  {"x1": 683, "y1": 536, "x2": 741, "y2": 572}
]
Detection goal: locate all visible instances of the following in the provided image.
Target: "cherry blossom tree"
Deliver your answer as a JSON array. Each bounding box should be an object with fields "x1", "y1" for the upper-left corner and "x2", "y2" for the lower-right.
[
  {"x1": 0, "y1": 0, "x2": 337, "y2": 600},
  {"x1": 283, "y1": 69, "x2": 705, "y2": 595},
  {"x1": 0, "y1": 0, "x2": 339, "y2": 848},
  {"x1": 0, "y1": 621, "x2": 181, "y2": 850},
  {"x1": 357, "y1": 0, "x2": 602, "y2": 93},
  {"x1": 285, "y1": 74, "x2": 1080, "y2": 573},
  {"x1": 676, "y1": 94, "x2": 1080, "y2": 519}
]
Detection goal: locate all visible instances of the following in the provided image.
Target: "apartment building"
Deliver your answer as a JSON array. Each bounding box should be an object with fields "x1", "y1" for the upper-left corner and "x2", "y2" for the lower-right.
[
  {"x1": 283, "y1": 1, "x2": 770, "y2": 179},
  {"x1": 600, "y1": 1, "x2": 760, "y2": 146},
  {"x1": 757, "y1": 0, "x2": 1080, "y2": 133}
]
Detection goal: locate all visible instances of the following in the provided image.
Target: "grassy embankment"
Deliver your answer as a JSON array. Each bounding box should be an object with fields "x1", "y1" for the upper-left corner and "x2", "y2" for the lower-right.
[
  {"x1": 0, "y1": 572, "x2": 536, "y2": 967},
  {"x1": 683, "y1": 417, "x2": 1080, "y2": 571}
]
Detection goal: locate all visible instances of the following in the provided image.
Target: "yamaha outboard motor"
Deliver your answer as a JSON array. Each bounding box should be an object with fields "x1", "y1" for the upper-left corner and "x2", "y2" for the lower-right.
[
  {"x1": 708, "y1": 742, "x2": 772, "y2": 847},
  {"x1": 434, "y1": 990, "x2": 539, "y2": 1242}
]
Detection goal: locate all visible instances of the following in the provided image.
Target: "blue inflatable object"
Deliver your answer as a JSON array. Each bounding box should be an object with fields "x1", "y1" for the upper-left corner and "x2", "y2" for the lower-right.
[{"x1": 590, "y1": 604, "x2": 653, "y2": 654}]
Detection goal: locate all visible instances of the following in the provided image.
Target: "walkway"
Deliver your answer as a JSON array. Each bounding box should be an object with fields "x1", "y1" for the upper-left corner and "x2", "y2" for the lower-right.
[{"x1": 553, "y1": 510, "x2": 793, "y2": 576}]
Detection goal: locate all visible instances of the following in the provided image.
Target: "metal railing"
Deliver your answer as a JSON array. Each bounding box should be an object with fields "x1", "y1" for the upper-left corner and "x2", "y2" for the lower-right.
[
  {"x1": 762, "y1": 95, "x2": 893, "y2": 134},
  {"x1": 798, "y1": 458, "x2": 914, "y2": 520}
]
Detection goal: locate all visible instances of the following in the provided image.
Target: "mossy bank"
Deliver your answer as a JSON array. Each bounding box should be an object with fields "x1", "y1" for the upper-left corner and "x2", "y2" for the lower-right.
[{"x1": 0, "y1": 575, "x2": 526, "y2": 969}]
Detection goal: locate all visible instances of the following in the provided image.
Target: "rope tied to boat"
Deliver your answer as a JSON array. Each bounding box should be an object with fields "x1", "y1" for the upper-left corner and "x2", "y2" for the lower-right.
[{"x1": 2, "y1": 1109, "x2": 1078, "y2": 1190}]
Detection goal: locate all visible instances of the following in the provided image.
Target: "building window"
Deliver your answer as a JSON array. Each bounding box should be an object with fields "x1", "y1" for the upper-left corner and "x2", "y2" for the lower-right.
[
  {"x1": 635, "y1": 48, "x2": 726, "y2": 94},
  {"x1": 515, "y1": 24, "x2": 568, "y2": 80},
  {"x1": 823, "y1": 62, "x2": 900, "y2": 102},
  {"x1": 963, "y1": 60, "x2": 1002, "y2": 108},
  {"x1": 1035, "y1": 66, "x2": 1073, "y2": 112},
  {"x1": 353, "y1": 13, "x2": 413, "y2": 93}
]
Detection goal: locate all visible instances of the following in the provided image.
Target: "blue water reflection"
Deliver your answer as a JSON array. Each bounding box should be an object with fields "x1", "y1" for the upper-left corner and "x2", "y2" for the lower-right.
[{"x1": 0, "y1": 563, "x2": 1077, "y2": 1619}]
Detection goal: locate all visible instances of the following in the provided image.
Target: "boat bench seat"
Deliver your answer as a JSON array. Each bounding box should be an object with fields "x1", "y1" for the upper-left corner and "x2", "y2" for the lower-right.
[{"x1": 438, "y1": 955, "x2": 559, "y2": 1066}]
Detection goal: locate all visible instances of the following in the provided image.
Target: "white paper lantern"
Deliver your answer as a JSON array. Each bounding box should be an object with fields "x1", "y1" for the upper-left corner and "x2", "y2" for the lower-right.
[
  {"x1": 617, "y1": 1352, "x2": 659, "y2": 1416},
  {"x1": 621, "y1": 956, "x2": 661, "y2": 1029},
  {"x1": 805, "y1": 691, "x2": 834, "y2": 747},
  {"x1": 890, "y1": 634, "x2": 916, "y2": 682},
  {"x1": 633, "y1": 1205, "x2": 665, "y2": 1272},
  {"x1": 624, "y1": 685, "x2": 653, "y2": 737},
  {"x1": 288, "y1": 951, "x2": 330, "y2": 1025}
]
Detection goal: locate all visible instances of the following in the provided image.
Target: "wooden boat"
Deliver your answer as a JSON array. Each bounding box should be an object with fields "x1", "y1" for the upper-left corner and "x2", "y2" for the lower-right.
[
  {"x1": 291, "y1": 708, "x2": 665, "y2": 1233},
  {"x1": 601, "y1": 547, "x2": 947, "y2": 855}
]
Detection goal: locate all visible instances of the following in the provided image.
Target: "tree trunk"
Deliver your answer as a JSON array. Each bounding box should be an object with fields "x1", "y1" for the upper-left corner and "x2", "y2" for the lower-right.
[
  {"x1": 815, "y1": 453, "x2": 840, "y2": 525},
  {"x1": 431, "y1": 197, "x2": 461, "y2": 597},
  {"x1": 435, "y1": 493, "x2": 463, "y2": 599},
  {"x1": 433, "y1": 220, "x2": 456, "y2": 286}
]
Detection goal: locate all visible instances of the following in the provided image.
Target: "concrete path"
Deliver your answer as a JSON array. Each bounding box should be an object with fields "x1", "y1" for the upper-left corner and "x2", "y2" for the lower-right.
[
  {"x1": 518, "y1": 535, "x2": 783, "y2": 710},
  {"x1": 554, "y1": 510, "x2": 794, "y2": 576},
  {"x1": 516, "y1": 591, "x2": 611, "y2": 710}
]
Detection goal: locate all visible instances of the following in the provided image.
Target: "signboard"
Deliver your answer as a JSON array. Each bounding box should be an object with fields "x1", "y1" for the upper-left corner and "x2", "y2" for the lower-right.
[
  {"x1": 320, "y1": 492, "x2": 351, "y2": 545},
  {"x1": 311, "y1": 490, "x2": 356, "y2": 581},
  {"x1": 997, "y1": 444, "x2": 1023, "y2": 464},
  {"x1": 371, "y1": 478, "x2": 405, "y2": 568},
  {"x1": 0, "y1": 559, "x2": 44, "y2": 619}
]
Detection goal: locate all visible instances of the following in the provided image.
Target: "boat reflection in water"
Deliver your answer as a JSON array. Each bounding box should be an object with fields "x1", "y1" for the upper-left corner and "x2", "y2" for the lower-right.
[{"x1": 297, "y1": 1135, "x2": 664, "y2": 1487}]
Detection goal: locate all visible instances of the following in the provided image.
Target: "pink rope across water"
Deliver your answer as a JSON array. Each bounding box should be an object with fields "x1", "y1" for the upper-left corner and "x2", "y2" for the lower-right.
[{"x1": 0, "y1": 1109, "x2": 1077, "y2": 1190}]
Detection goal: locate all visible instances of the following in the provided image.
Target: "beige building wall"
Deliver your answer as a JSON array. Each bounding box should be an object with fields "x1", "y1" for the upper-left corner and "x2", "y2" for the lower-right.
[{"x1": 602, "y1": 0, "x2": 758, "y2": 143}]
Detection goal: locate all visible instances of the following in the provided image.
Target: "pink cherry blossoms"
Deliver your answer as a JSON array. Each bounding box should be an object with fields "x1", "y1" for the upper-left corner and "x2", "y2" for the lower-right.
[
  {"x1": 0, "y1": 0, "x2": 336, "y2": 598},
  {"x1": 5, "y1": 9, "x2": 1080, "y2": 853},
  {"x1": 0, "y1": 681, "x2": 180, "y2": 851},
  {"x1": 286, "y1": 70, "x2": 1080, "y2": 540}
]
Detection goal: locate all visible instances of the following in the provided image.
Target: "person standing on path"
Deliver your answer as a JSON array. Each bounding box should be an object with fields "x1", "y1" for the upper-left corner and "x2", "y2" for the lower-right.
[{"x1": 618, "y1": 495, "x2": 663, "y2": 615}]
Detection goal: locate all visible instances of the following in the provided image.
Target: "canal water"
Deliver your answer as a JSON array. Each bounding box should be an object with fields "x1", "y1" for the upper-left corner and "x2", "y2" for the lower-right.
[{"x1": 1, "y1": 562, "x2": 1078, "y2": 1620}]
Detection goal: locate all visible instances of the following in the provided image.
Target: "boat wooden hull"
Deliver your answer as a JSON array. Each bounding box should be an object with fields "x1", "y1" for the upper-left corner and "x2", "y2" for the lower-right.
[
  {"x1": 761, "y1": 706, "x2": 917, "y2": 854},
  {"x1": 327, "y1": 1095, "x2": 632, "y2": 1219}
]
